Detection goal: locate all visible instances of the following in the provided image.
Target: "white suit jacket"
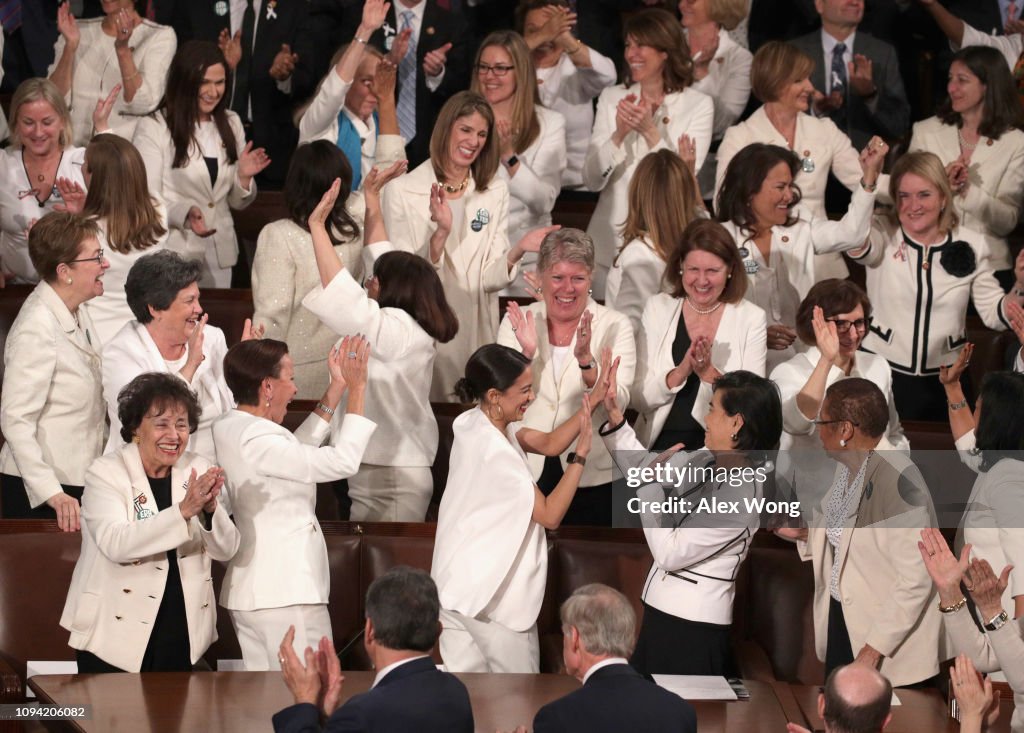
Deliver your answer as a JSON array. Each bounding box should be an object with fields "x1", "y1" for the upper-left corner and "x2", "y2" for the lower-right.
[
  {"x1": 60, "y1": 445, "x2": 240, "y2": 672},
  {"x1": 498, "y1": 105, "x2": 567, "y2": 246},
  {"x1": 907, "y1": 116, "x2": 1024, "y2": 270},
  {"x1": 303, "y1": 264, "x2": 438, "y2": 468},
  {"x1": 583, "y1": 85, "x2": 714, "y2": 270},
  {"x1": 50, "y1": 18, "x2": 177, "y2": 146},
  {"x1": 854, "y1": 220, "x2": 1009, "y2": 375},
  {"x1": 634, "y1": 294, "x2": 767, "y2": 447},
  {"x1": 0, "y1": 282, "x2": 106, "y2": 506},
  {"x1": 959, "y1": 23, "x2": 1023, "y2": 73},
  {"x1": 214, "y1": 409, "x2": 375, "y2": 611},
  {"x1": 605, "y1": 236, "x2": 668, "y2": 333},
  {"x1": 797, "y1": 444, "x2": 941, "y2": 686},
  {"x1": 496, "y1": 299, "x2": 636, "y2": 487},
  {"x1": 431, "y1": 408, "x2": 546, "y2": 632},
  {"x1": 382, "y1": 160, "x2": 514, "y2": 401},
  {"x1": 133, "y1": 111, "x2": 256, "y2": 271},
  {"x1": 102, "y1": 321, "x2": 233, "y2": 460}
]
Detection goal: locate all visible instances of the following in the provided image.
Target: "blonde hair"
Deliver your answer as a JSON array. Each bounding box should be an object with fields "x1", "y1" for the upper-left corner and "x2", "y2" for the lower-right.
[
  {"x1": 429, "y1": 91, "x2": 500, "y2": 190},
  {"x1": 750, "y1": 41, "x2": 814, "y2": 103},
  {"x1": 9, "y1": 78, "x2": 73, "y2": 150},
  {"x1": 888, "y1": 151, "x2": 959, "y2": 234},
  {"x1": 619, "y1": 149, "x2": 700, "y2": 265},
  {"x1": 708, "y1": 0, "x2": 749, "y2": 31},
  {"x1": 471, "y1": 30, "x2": 541, "y2": 154}
]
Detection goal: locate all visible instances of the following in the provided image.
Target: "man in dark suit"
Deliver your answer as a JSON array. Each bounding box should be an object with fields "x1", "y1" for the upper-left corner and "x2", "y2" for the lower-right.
[
  {"x1": 529, "y1": 584, "x2": 697, "y2": 733},
  {"x1": 0, "y1": 0, "x2": 59, "y2": 92},
  {"x1": 791, "y1": 0, "x2": 910, "y2": 150},
  {"x1": 368, "y1": 0, "x2": 469, "y2": 168},
  {"x1": 170, "y1": 0, "x2": 319, "y2": 187},
  {"x1": 273, "y1": 566, "x2": 474, "y2": 733}
]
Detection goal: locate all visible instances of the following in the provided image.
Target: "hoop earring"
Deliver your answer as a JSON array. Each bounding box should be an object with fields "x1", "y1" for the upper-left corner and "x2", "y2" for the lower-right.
[
  {"x1": 488, "y1": 402, "x2": 505, "y2": 421},
  {"x1": 839, "y1": 438, "x2": 847, "y2": 448}
]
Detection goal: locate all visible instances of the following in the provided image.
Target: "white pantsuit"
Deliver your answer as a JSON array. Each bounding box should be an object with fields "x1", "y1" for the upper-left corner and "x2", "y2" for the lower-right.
[
  {"x1": 133, "y1": 111, "x2": 256, "y2": 287},
  {"x1": 382, "y1": 161, "x2": 514, "y2": 402},
  {"x1": 60, "y1": 445, "x2": 240, "y2": 672}
]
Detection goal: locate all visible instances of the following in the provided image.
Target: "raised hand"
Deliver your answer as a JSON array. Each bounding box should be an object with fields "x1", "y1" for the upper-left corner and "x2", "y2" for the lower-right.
[
  {"x1": 372, "y1": 57, "x2": 398, "y2": 102},
  {"x1": 918, "y1": 527, "x2": 969, "y2": 601},
  {"x1": 363, "y1": 160, "x2": 407, "y2": 209},
  {"x1": 269, "y1": 44, "x2": 299, "y2": 81},
  {"x1": 812, "y1": 306, "x2": 840, "y2": 364},
  {"x1": 241, "y1": 318, "x2": 265, "y2": 341},
  {"x1": 218, "y1": 29, "x2": 243, "y2": 71},
  {"x1": 516, "y1": 225, "x2": 560, "y2": 256},
  {"x1": 113, "y1": 7, "x2": 138, "y2": 49},
  {"x1": 279, "y1": 626, "x2": 323, "y2": 705},
  {"x1": 309, "y1": 177, "x2": 341, "y2": 230},
  {"x1": 1007, "y1": 299, "x2": 1024, "y2": 349},
  {"x1": 422, "y1": 42, "x2": 452, "y2": 77},
  {"x1": 847, "y1": 54, "x2": 875, "y2": 97},
  {"x1": 858, "y1": 136, "x2": 888, "y2": 185},
  {"x1": 429, "y1": 183, "x2": 452, "y2": 234},
  {"x1": 507, "y1": 301, "x2": 538, "y2": 358},
  {"x1": 386, "y1": 27, "x2": 412, "y2": 65},
  {"x1": 338, "y1": 334, "x2": 371, "y2": 393},
  {"x1": 54, "y1": 177, "x2": 86, "y2": 214},
  {"x1": 938, "y1": 342, "x2": 973, "y2": 386},
  {"x1": 575, "y1": 392, "x2": 594, "y2": 457},
  {"x1": 186, "y1": 207, "x2": 217, "y2": 238},
  {"x1": 185, "y1": 313, "x2": 209, "y2": 370},
  {"x1": 573, "y1": 309, "x2": 594, "y2": 363},
  {"x1": 92, "y1": 83, "x2": 121, "y2": 133},
  {"x1": 677, "y1": 133, "x2": 697, "y2": 175},
  {"x1": 523, "y1": 270, "x2": 543, "y2": 300},
  {"x1": 964, "y1": 558, "x2": 1013, "y2": 620},
  {"x1": 57, "y1": 2, "x2": 80, "y2": 49},
  {"x1": 496, "y1": 118, "x2": 516, "y2": 159},
  {"x1": 950, "y1": 654, "x2": 999, "y2": 732},
  {"x1": 362, "y1": 0, "x2": 390, "y2": 32},
  {"x1": 238, "y1": 141, "x2": 271, "y2": 180}
]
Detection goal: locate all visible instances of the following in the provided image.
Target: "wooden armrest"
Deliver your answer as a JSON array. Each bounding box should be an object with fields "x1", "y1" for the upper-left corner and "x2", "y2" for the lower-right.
[{"x1": 0, "y1": 653, "x2": 24, "y2": 703}]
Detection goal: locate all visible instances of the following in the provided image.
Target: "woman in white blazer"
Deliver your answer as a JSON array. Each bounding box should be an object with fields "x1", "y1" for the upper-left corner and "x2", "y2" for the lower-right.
[
  {"x1": 102, "y1": 251, "x2": 237, "y2": 461},
  {"x1": 253, "y1": 141, "x2": 366, "y2": 399},
  {"x1": 605, "y1": 149, "x2": 702, "y2": 332},
  {"x1": 602, "y1": 368, "x2": 781, "y2": 676},
  {"x1": 716, "y1": 42, "x2": 862, "y2": 281},
  {"x1": 681, "y1": 0, "x2": 753, "y2": 197},
  {"x1": 214, "y1": 337, "x2": 376, "y2": 671},
  {"x1": 433, "y1": 343, "x2": 605, "y2": 673},
  {"x1": 716, "y1": 141, "x2": 883, "y2": 372},
  {"x1": 470, "y1": 30, "x2": 567, "y2": 294},
  {"x1": 519, "y1": 1, "x2": 617, "y2": 189},
  {"x1": 634, "y1": 219, "x2": 767, "y2": 449},
  {"x1": 381, "y1": 91, "x2": 539, "y2": 402},
  {"x1": 133, "y1": 41, "x2": 268, "y2": 288},
  {"x1": 48, "y1": 0, "x2": 176, "y2": 145},
  {"x1": 61, "y1": 373, "x2": 239, "y2": 673},
  {"x1": 301, "y1": 171, "x2": 458, "y2": 522},
  {"x1": 0, "y1": 214, "x2": 108, "y2": 529},
  {"x1": 296, "y1": 0, "x2": 404, "y2": 189},
  {"x1": 850, "y1": 151, "x2": 1022, "y2": 421},
  {"x1": 76, "y1": 134, "x2": 168, "y2": 349},
  {"x1": 583, "y1": 9, "x2": 714, "y2": 297},
  {"x1": 499, "y1": 229, "x2": 635, "y2": 526},
  {"x1": 905, "y1": 46, "x2": 1024, "y2": 281}
]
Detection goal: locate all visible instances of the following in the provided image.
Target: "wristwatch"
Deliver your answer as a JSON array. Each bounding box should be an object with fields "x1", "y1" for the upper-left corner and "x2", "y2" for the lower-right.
[
  {"x1": 567, "y1": 452, "x2": 587, "y2": 467},
  {"x1": 504, "y1": 155, "x2": 519, "y2": 168},
  {"x1": 578, "y1": 360, "x2": 596, "y2": 370},
  {"x1": 984, "y1": 610, "x2": 1009, "y2": 632}
]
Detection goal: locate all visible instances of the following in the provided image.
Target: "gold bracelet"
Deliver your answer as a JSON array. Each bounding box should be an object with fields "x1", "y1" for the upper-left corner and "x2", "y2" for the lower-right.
[
  {"x1": 568, "y1": 39, "x2": 583, "y2": 54},
  {"x1": 938, "y1": 597, "x2": 967, "y2": 614},
  {"x1": 124, "y1": 70, "x2": 141, "y2": 82}
]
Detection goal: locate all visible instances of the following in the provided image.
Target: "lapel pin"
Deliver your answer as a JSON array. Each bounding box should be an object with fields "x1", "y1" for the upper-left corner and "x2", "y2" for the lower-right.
[
  {"x1": 800, "y1": 151, "x2": 815, "y2": 173},
  {"x1": 265, "y1": 0, "x2": 278, "y2": 21},
  {"x1": 214, "y1": 0, "x2": 228, "y2": 17},
  {"x1": 425, "y1": 26, "x2": 435, "y2": 35},
  {"x1": 662, "y1": 116, "x2": 669, "y2": 125},
  {"x1": 471, "y1": 208, "x2": 490, "y2": 232},
  {"x1": 781, "y1": 235, "x2": 789, "y2": 243}
]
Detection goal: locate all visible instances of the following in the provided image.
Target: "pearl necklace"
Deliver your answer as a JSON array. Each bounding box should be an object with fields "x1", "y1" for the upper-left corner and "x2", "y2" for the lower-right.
[
  {"x1": 957, "y1": 129, "x2": 978, "y2": 151},
  {"x1": 684, "y1": 297, "x2": 722, "y2": 316}
]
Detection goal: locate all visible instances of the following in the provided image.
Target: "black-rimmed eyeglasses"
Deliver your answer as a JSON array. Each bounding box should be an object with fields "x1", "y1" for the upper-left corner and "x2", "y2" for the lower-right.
[
  {"x1": 67, "y1": 248, "x2": 105, "y2": 265},
  {"x1": 475, "y1": 63, "x2": 514, "y2": 77},
  {"x1": 826, "y1": 316, "x2": 870, "y2": 334}
]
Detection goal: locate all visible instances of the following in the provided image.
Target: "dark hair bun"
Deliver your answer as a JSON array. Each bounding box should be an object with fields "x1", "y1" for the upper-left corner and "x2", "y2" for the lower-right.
[{"x1": 453, "y1": 377, "x2": 477, "y2": 403}]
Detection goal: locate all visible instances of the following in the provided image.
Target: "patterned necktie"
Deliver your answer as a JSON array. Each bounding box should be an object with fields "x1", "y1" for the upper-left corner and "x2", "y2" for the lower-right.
[
  {"x1": 0, "y1": 0, "x2": 23, "y2": 33},
  {"x1": 231, "y1": 0, "x2": 256, "y2": 122},
  {"x1": 1009, "y1": 1, "x2": 1019, "y2": 24},
  {"x1": 831, "y1": 42, "x2": 847, "y2": 99},
  {"x1": 397, "y1": 10, "x2": 418, "y2": 144}
]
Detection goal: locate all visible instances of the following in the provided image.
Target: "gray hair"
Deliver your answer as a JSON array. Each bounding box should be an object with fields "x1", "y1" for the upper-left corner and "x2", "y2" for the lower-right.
[
  {"x1": 125, "y1": 250, "x2": 202, "y2": 323},
  {"x1": 365, "y1": 566, "x2": 440, "y2": 652},
  {"x1": 537, "y1": 228, "x2": 595, "y2": 274},
  {"x1": 560, "y1": 583, "x2": 635, "y2": 658}
]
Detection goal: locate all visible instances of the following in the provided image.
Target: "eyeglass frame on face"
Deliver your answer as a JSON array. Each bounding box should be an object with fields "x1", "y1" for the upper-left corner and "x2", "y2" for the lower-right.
[
  {"x1": 475, "y1": 62, "x2": 515, "y2": 77},
  {"x1": 826, "y1": 316, "x2": 871, "y2": 334},
  {"x1": 812, "y1": 418, "x2": 860, "y2": 427},
  {"x1": 67, "y1": 248, "x2": 106, "y2": 265}
]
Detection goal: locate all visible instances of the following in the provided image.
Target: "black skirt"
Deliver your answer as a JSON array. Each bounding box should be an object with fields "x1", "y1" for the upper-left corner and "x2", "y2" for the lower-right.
[{"x1": 630, "y1": 601, "x2": 739, "y2": 677}]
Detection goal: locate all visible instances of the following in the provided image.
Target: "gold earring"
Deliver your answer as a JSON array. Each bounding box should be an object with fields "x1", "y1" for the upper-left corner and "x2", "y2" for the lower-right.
[
  {"x1": 132, "y1": 435, "x2": 141, "y2": 444},
  {"x1": 488, "y1": 402, "x2": 505, "y2": 421}
]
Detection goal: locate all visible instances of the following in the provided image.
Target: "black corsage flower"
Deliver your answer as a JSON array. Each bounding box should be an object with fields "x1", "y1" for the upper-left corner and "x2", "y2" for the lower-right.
[{"x1": 940, "y1": 240, "x2": 976, "y2": 278}]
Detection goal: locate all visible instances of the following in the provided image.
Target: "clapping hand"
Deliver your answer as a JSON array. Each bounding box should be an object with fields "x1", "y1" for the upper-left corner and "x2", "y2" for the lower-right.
[
  {"x1": 429, "y1": 183, "x2": 452, "y2": 234},
  {"x1": 422, "y1": 42, "x2": 452, "y2": 77},
  {"x1": 690, "y1": 336, "x2": 718, "y2": 382},
  {"x1": 241, "y1": 318, "x2": 265, "y2": 341},
  {"x1": 279, "y1": 626, "x2": 345, "y2": 715},
  {"x1": 525, "y1": 5, "x2": 575, "y2": 49},
  {"x1": 964, "y1": 557, "x2": 1013, "y2": 620},
  {"x1": 386, "y1": 28, "x2": 412, "y2": 65},
  {"x1": 496, "y1": 118, "x2": 516, "y2": 160},
  {"x1": 1007, "y1": 299, "x2": 1024, "y2": 351},
  {"x1": 269, "y1": 44, "x2": 299, "y2": 81},
  {"x1": 507, "y1": 301, "x2": 538, "y2": 358},
  {"x1": 217, "y1": 29, "x2": 243, "y2": 70},
  {"x1": 951, "y1": 654, "x2": 1001, "y2": 732},
  {"x1": 92, "y1": 84, "x2": 121, "y2": 134},
  {"x1": 947, "y1": 157, "x2": 969, "y2": 195},
  {"x1": 598, "y1": 347, "x2": 624, "y2": 424},
  {"x1": 238, "y1": 141, "x2": 271, "y2": 180},
  {"x1": 848, "y1": 54, "x2": 875, "y2": 97},
  {"x1": 54, "y1": 177, "x2": 86, "y2": 214},
  {"x1": 918, "y1": 527, "x2": 970, "y2": 600},
  {"x1": 573, "y1": 309, "x2": 594, "y2": 363},
  {"x1": 180, "y1": 466, "x2": 225, "y2": 519},
  {"x1": 677, "y1": 133, "x2": 698, "y2": 175},
  {"x1": 938, "y1": 342, "x2": 973, "y2": 386}
]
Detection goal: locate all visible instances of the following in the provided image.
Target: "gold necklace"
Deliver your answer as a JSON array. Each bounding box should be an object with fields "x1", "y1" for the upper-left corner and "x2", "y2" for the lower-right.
[{"x1": 440, "y1": 174, "x2": 470, "y2": 194}]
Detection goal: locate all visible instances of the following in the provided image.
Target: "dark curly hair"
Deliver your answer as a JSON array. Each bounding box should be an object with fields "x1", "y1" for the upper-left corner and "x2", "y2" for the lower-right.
[
  {"x1": 125, "y1": 250, "x2": 202, "y2": 323},
  {"x1": 117, "y1": 372, "x2": 201, "y2": 444}
]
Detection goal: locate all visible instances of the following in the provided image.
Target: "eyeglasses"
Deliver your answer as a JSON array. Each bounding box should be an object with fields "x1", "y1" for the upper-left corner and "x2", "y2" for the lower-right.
[
  {"x1": 826, "y1": 316, "x2": 870, "y2": 334},
  {"x1": 475, "y1": 63, "x2": 515, "y2": 77},
  {"x1": 812, "y1": 418, "x2": 860, "y2": 427},
  {"x1": 67, "y1": 248, "x2": 105, "y2": 265}
]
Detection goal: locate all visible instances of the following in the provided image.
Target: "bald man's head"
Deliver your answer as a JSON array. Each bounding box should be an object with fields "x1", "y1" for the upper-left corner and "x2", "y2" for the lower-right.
[{"x1": 820, "y1": 664, "x2": 893, "y2": 733}]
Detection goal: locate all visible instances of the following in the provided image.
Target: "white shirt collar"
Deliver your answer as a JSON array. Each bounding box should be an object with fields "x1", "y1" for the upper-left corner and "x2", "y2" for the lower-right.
[
  {"x1": 396, "y1": 0, "x2": 425, "y2": 27},
  {"x1": 821, "y1": 29, "x2": 856, "y2": 57},
  {"x1": 371, "y1": 655, "x2": 430, "y2": 688},
  {"x1": 582, "y1": 657, "x2": 630, "y2": 684}
]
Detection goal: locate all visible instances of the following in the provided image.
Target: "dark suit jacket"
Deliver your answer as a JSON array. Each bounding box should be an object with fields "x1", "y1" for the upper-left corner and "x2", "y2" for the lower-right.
[
  {"x1": 369, "y1": 1, "x2": 469, "y2": 168},
  {"x1": 532, "y1": 663, "x2": 698, "y2": 733},
  {"x1": 172, "y1": 0, "x2": 318, "y2": 186},
  {"x1": 0, "y1": 0, "x2": 59, "y2": 91},
  {"x1": 790, "y1": 30, "x2": 910, "y2": 149},
  {"x1": 271, "y1": 657, "x2": 474, "y2": 733}
]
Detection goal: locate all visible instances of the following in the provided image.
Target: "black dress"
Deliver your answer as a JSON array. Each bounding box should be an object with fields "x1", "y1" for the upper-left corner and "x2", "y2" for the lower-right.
[
  {"x1": 651, "y1": 312, "x2": 706, "y2": 452},
  {"x1": 76, "y1": 474, "x2": 192, "y2": 673}
]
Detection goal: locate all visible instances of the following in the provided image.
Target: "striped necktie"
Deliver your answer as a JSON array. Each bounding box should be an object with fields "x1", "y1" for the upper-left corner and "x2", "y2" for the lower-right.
[{"x1": 397, "y1": 10, "x2": 418, "y2": 144}]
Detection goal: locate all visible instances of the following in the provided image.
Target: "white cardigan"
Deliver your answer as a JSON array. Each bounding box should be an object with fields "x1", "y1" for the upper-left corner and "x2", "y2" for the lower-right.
[
  {"x1": 132, "y1": 111, "x2": 256, "y2": 275},
  {"x1": 60, "y1": 445, "x2": 240, "y2": 672},
  {"x1": 0, "y1": 282, "x2": 106, "y2": 506},
  {"x1": 382, "y1": 160, "x2": 514, "y2": 401},
  {"x1": 102, "y1": 321, "x2": 233, "y2": 460},
  {"x1": 583, "y1": 84, "x2": 714, "y2": 271},
  {"x1": 634, "y1": 294, "x2": 767, "y2": 447},
  {"x1": 496, "y1": 299, "x2": 636, "y2": 488},
  {"x1": 50, "y1": 18, "x2": 177, "y2": 146},
  {"x1": 214, "y1": 409, "x2": 375, "y2": 611},
  {"x1": 302, "y1": 262, "x2": 439, "y2": 468},
  {"x1": 853, "y1": 219, "x2": 1009, "y2": 375}
]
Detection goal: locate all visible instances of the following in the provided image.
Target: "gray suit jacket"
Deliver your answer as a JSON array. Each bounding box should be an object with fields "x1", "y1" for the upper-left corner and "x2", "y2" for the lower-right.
[{"x1": 791, "y1": 31, "x2": 910, "y2": 149}]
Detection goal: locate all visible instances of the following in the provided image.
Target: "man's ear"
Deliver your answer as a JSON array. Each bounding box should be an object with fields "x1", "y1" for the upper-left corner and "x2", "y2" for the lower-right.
[
  {"x1": 364, "y1": 617, "x2": 374, "y2": 645},
  {"x1": 880, "y1": 711, "x2": 893, "y2": 731},
  {"x1": 817, "y1": 691, "x2": 825, "y2": 720}
]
